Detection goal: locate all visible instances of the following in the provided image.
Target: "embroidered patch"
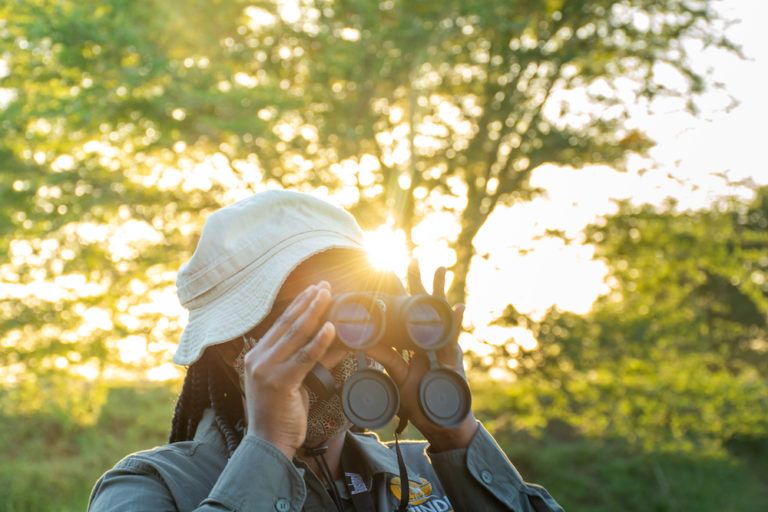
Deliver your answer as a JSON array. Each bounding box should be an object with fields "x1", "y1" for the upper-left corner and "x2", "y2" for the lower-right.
[{"x1": 389, "y1": 476, "x2": 453, "y2": 511}]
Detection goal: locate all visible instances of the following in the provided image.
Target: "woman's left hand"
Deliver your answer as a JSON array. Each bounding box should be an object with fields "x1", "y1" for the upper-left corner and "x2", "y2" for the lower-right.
[{"x1": 366, "y1": 260, "x2": 478, "y2": 451}]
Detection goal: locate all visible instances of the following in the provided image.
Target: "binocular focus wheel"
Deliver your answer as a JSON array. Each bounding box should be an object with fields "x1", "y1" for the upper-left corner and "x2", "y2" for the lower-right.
[
  {"x1": 418, "y1": 369, "x2": 471, "y2": 429},
  {"x1": 341, "y1": 369, "x2": 400, "y2": 430}
]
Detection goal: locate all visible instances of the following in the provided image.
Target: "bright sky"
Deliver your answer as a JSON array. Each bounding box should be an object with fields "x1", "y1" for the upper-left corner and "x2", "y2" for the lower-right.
[{"x1": 410, "y1": 0, "x2": 768, "y2": 359}]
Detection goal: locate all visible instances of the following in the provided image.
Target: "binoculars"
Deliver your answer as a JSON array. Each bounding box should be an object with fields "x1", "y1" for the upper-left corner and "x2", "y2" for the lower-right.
[{"x1": 303, "y1": 292, "x2": 471, "y2": 430}]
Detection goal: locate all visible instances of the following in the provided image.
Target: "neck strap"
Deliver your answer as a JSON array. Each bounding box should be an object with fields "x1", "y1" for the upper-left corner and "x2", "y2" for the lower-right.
[
  {"x1": 341, "y1": 422, "x2": 410, "y2": 512},
  {"x1": 341, "y1": 439, "x2": 377, "y2": 512}
]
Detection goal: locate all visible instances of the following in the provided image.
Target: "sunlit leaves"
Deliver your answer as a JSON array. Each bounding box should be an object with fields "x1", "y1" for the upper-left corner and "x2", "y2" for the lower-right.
[
  {"x1": 0, "y1": 0, "x2": 737, "y2": 416},
  {"x1": 493, "y1": 185, "x2": 768, "y2": 449}
]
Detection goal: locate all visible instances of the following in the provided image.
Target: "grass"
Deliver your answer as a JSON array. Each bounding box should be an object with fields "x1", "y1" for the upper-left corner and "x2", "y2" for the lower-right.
[
  {"x1": 1, "y1": 381, "x2": 766, "y2": 511},
  {"x1": 0, "y1": 383, "x2": 178, "y2": 512},
  {"x1": 493, "y1": 428, "x2": 768, "y2": 512}
]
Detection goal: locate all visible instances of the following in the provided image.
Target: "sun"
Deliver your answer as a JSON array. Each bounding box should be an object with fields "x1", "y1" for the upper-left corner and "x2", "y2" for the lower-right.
[{"x1": 363, "y1": 225, "x2": 410, "y2": 276}]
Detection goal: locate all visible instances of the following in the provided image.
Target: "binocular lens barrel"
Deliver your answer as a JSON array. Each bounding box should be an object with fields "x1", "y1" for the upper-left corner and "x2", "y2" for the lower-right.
[
  {"x1": 327, "y1": 292, "x2": 454, "y2": 351},
  {"x1": 403, "y1": 300, "x2": 449, "y2": 350},
  {"x1": 333, "y1": 300, "x2": 381, "y2": 349},
  {"x1": 305, "y1": 292, "x2": 468, "y2": 430}
]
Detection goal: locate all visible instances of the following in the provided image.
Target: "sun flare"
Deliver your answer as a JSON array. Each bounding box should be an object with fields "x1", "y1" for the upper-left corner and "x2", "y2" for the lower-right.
[{"x1": 363, "y1": 225, "x2": 410, "y2": 275}]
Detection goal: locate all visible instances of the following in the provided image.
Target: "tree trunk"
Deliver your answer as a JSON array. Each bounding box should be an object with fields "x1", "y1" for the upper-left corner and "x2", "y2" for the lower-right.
[{"x1": 447, "y1": 195, "x2": 486, "y2": 305}]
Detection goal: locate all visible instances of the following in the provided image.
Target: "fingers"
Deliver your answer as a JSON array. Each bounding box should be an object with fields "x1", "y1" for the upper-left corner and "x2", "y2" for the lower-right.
[
  {"x1": 315, "y1": 346, "x2": 349, "y2": 376},
  {"x1": 257, "y1": 283, "x2": 317, "y2": 351},
  {"x1": 409, "y1": 260, "x2": 449, "y2": 299},
  {"x1": 432, "y1": 266, "x2": 446, "y2": 298},
  {"x1": 260, "y1": 281, "x2": 330, "y2": 353},
  {"x1": 453, "y1": 303, "x2": 465, "y2": 330},
  {"x1": 407, "y1": 259, "x2": 427, "y2": 295},
  {"x1": 434, "y1": 303, "x2": 467, "y2": 371},
  {"x1": 365, "y1": 345, "x2": 410, "y2": 386},
  {"x1": 246, "y1": 320, "x2": 335, "y2": 392},
  {"x1": 290, "y1": 321, "x2": 336, "y2": 373},
  {"x1": 269, "y1": 285, "x2": 333, "y2": 361},
  {"x1": 244, "y1": 280, "x2": 337, "y2": 392}
]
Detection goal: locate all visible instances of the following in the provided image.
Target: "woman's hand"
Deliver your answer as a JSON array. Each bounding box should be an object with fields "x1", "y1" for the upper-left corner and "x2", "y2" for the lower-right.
[
  {"x1": 367, "y1": 261, "x2": 478, "y2": 451},
  {"x1": 242, "y1": 281, "x2": 343, "y2": 460}
]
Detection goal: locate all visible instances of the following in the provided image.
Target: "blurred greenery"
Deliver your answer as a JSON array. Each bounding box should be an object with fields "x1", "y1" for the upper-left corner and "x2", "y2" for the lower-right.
[
  {"x1": 485, "y1": 184, "x2": 768, "y2": 508},
  {"x1": 1, "y1": 378, "x2": 766, "y2": 511},
  {"x1": 493, "y1": 185, "x2": 768, "y2": 446},
  {"x1": 1, "y1": 0, "x2": 764, "y2": 510},
  {"x1": 0, "y1": 383, "x2": 179, "y2": 511}
]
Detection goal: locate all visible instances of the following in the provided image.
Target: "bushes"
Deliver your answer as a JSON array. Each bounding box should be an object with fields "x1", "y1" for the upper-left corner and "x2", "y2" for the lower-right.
[
  {"x1": 470, "y1": 380, "x2": 768, "y2": 512},
  {"x1": 1, "y1": 379, "x2": 766, "y2": 511},
  {"x1": 0, "y1": 383, "x2": 177, "y2": 512}
]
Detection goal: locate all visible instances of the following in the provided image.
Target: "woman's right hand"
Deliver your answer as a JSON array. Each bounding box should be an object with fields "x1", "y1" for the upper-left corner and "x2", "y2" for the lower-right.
[{"x1": 241, "y1": 281, "x2": 338, "y2": 460}]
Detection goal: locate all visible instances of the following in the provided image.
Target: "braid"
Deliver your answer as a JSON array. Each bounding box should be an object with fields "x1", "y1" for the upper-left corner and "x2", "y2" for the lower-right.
[
  {"x1": 169, "y1": 384, "x2": 186, "y2": 443},
  {"x1": 169, "y1": 349, "x2": 244, "y2": 457},
  {"x1": 187, "y1": 362, "x2": 206, "y2": 439},
  {"x1": 170, "y1": 361, "x2": 206, "y2": 443},
  {"x1": 208, "y1": 370, "x2": 243, "y2": 457}
]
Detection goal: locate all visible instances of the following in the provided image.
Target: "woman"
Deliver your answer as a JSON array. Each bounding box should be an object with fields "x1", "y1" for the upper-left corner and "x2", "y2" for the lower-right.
[{"x1": 88, "y1": 190, "x2": 563, "y2": 511}]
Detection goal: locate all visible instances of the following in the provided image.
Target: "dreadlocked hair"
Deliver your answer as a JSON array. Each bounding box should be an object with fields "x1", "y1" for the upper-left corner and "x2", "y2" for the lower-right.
[{"x1": 169, "y1": 348, "x2": 244, "y2": 457}]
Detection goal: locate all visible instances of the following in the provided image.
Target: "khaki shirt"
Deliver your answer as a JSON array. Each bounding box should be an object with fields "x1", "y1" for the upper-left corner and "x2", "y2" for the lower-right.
[{"x1": 89, "y1": 409, "x2": 563, "y2": 511}]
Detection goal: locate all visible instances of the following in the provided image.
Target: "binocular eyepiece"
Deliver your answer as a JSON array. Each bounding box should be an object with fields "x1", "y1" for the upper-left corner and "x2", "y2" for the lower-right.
[{"x1": 303, "y1": 292, "x2": 471, "y2": 431}]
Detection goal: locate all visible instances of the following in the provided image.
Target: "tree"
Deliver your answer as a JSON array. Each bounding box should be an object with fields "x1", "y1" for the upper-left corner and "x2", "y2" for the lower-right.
[
  {"x1": 167, "y1": 0, "x2": 734, "y2": 304},
  {"x1": 493, "y1": 184, "x2": 768, "y2": 448},
  {"x1": 0, "y1": 0, "x2": 736, "y2": 396}
]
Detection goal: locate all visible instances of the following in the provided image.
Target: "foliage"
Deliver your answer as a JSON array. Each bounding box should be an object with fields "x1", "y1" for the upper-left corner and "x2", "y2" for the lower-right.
[
  {"x1": 137, "y1": 0, "x2": 732, "y2": 303},
  {"x1": 482, "y1": 410, "x2": 768, "y2": 512},
  {"x1": 1, "y1": 0, "x2": 736, "y2": 323},
  {"x1": 0, "y1": 382, "x2": 178, "y2": 512},
  {"x1": 0, "y1": 2, "x2": 759, "y2": 509},
  {"x1": 1, "y1": 1, "x2": 232, "y2": 391},
  {"x1": 492, "y1": 185, "x2": 768, "y2": 450},
  {"x1": 1, "y1": 380, "x2": 766, "y2": 512}
]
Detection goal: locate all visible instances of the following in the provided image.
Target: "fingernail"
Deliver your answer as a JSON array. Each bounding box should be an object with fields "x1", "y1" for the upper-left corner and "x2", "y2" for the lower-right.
[
  {"x1": 300, "y1": 285, "x2": 317, "y2": 299},
  {"x1": 311, "y1": 287, "x2": 328, "y2": 306}
]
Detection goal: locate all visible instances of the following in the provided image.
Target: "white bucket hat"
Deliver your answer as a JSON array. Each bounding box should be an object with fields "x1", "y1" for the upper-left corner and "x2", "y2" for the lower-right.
[{"x1": 173, "y1": 189, "x2": 365, "y2": 366}]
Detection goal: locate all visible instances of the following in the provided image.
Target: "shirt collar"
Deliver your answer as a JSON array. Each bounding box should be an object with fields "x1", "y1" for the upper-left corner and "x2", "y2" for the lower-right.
[
  {"x1": 194, "y1": 408, "x2": 229, "y2": 454},
  {"x1": 343, "y1": 430, "x2": 409, "y2": 477},
  {"x1": 197, "y1": 409, "x2": 414, "y2": 478}
]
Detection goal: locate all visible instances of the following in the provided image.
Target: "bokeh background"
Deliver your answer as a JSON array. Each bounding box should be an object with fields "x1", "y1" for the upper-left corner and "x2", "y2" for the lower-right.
[{"x1": 1, "y1": 0, "x2": 767, "y2": 510}]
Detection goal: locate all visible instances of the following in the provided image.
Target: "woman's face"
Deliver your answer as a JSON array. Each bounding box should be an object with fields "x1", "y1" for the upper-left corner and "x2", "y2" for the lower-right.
[
  {"x1": 220, "y1": 248, "x2": 405, "y2": 443},
  {"x1": 215, "y1": 248, "x2": 404, "y2": 364},
  {"x1": 277, "y1": 248, "x2": 405, "y2": 304}
]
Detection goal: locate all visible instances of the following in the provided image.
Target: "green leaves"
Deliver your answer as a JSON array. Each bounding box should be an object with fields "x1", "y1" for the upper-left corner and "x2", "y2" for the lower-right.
[
  {"x1": 493, "y1": 185, "x2": 768, "y2": 450},
  {"x1": 0, "y1": 1, "x2": 738, "y2": 422}
]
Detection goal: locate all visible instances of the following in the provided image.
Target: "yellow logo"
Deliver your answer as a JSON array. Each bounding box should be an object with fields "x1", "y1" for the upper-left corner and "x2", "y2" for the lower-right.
[{"x1": 389, "y1": 476, "x2": 433, "y2": 505}]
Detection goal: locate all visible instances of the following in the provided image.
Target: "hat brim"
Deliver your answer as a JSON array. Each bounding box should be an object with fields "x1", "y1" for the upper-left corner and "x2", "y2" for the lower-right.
[{"x1": 172, "y1": 232, "x2": 364, "y2": 366}]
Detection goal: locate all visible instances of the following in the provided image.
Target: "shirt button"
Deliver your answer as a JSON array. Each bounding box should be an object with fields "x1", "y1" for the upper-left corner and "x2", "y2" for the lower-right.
[
  {"x1": 275, "y1": 498, "x2": 291, "y2": 512},
  {"x1": 481, "y1": 470, "x2": 493, "y2": 484}
]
